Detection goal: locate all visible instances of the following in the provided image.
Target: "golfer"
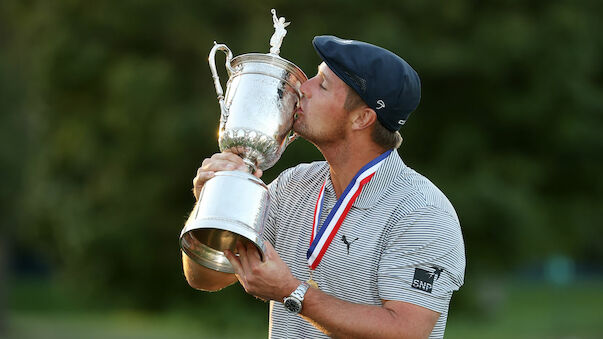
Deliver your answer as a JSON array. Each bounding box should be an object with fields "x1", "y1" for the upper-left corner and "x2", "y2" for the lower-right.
[{"x1": 184, "y1": 35, "x2": 466, "y2": 339}]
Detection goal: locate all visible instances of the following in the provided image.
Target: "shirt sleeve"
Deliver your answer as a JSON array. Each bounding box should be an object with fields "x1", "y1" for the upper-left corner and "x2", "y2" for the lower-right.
[{"x1": 378, "y1": 205, "x2": 466, "y2": 313}]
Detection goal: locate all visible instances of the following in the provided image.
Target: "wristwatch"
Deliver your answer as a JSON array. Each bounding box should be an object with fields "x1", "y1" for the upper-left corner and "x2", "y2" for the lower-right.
[{"x1": 283, "y1": 281, "x2": 310, "y2": 314}]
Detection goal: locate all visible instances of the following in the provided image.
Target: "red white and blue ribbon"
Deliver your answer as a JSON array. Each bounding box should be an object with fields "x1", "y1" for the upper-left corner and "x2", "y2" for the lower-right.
[{"x1": 307, "y1": 150, "x2": 392, "y2": 270}]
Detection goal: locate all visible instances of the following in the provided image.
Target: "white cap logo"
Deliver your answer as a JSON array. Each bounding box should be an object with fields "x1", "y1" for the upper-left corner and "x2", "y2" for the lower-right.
[{"x1": 376, "y1": 100, "x2": 385, "y2": 110}]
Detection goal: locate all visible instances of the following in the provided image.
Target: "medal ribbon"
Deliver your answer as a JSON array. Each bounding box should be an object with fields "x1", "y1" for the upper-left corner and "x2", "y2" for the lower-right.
[{"x1": 307, "y1": 150, "x2": 392, "y2": 270}]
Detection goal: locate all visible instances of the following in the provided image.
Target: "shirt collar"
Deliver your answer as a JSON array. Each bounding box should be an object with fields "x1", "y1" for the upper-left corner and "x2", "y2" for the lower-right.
[{"x1": 323, "y1": 150, "x2": 406, "y2": 209}]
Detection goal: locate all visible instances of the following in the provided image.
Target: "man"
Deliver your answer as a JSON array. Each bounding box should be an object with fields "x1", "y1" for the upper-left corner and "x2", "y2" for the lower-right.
[{"x1": 184, "y1": 36, "x2": 466, "y2": 339}]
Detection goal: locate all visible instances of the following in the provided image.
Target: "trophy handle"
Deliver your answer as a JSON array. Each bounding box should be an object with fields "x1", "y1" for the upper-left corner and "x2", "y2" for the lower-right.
[{"x1": 208, "y1": 42, "x2": 235, "y2": 129}]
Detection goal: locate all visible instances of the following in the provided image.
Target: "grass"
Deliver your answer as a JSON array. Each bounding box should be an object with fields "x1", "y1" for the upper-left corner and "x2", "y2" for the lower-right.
[
  {"x1": 2, "y1": 279, "x2": 602, "y2": 338},
  {"x1": 7, "y1": 311, "x2": 265, "y2": 339},
  {"x1": 446, "y1": 280, "x2": 603, "y2": 339}
]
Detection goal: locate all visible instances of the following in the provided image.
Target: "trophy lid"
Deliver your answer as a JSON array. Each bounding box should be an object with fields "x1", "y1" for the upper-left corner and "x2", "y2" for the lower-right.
[{"x1": 231, "y1": 53, "x2": 307, "y2": 83}]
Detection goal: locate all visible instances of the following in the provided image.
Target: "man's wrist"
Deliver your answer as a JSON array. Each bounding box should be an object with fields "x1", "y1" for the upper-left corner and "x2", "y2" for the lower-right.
[
  {"x1": 281, "y1": 277, "x2": 302, "y2": 300},
  {"x1": 283, "y1": 281, "x2": 310, "y2": 314}
]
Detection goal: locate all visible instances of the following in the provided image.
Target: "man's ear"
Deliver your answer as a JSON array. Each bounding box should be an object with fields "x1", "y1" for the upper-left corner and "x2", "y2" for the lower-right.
[{"x1": 351, "y1": 108, "x2": 378, "y2": 131}]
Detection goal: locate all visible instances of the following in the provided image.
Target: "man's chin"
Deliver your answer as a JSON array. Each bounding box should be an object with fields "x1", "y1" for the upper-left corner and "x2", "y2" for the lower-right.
[
  {"x1": 292, "y1": 125, "x2": 311, "y2": 142},
  {"x1": 292, "y1": 121, "x2": 303, "y2": 136},
  {"x1": 293, "y1": 130, "x2": 308, "y2": 140}
]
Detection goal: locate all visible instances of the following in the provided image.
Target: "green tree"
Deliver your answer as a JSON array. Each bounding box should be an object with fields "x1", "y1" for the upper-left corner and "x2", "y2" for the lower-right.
[{"x1": 2, "y1": 0, "x2": 601, "y2": 309}]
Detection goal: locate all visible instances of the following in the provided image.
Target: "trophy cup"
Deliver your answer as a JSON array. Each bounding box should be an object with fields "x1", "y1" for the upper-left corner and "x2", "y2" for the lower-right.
[{"x1": 179, "y1": 9, "x2": 307, "y2": 273}]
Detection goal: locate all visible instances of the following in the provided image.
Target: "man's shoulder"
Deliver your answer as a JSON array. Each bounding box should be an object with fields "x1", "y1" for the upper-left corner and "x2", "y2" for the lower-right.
[
  {"x1": 277, "y1": 160, "x2": 328, "y2": 182},
  {"x1": 269, "y1": 160, "x2": 328, "y2": 192},
  {"x1": 393, "y1": 165, "x2": 458, "y2": 221},
  {"x1": 290, "y1": 160, "x2": 329, "y2": 176}
]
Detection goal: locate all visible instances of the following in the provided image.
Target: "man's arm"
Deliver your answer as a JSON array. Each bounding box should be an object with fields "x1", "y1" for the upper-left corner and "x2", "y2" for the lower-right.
[
  {"x1": 300, "y1": 287, "x2": 439, "y2": 339},
  {"x1": 182, "y1": 252, "x2": 238, "y2": 291},
  {"x1": 225, "y1": 241, "x2": 439, "y2": 339}
]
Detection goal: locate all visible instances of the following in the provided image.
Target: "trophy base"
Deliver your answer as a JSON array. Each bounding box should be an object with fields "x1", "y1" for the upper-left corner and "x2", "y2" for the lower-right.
[
  {"x1": 179, "y1": 171, "x2": 269, "y2": 273},
  {"x1": 181, "y1": 227, "x2": 263, "y2": 273}
]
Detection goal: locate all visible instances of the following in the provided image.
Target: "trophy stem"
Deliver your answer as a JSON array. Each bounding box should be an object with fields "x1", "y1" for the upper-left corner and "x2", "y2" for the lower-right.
[{"x1": 241, "y1": 157, "x2": 257, "y2": 174}]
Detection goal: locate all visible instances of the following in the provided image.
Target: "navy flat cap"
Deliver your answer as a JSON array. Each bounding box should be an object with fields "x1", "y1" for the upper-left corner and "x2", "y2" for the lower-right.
[{"x1": 312, "y1": 35, "x2": 421, "y2": 131}]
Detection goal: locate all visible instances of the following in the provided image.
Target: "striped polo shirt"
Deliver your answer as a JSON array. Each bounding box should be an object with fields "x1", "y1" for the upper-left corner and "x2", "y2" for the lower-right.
[{"x1": 263, "y1": 150, "x2": 466, "y2": 339}]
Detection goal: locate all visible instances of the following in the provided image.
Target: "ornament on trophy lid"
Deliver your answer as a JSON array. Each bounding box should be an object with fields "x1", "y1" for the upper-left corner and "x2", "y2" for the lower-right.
[{"x1": 269, "y1": 9, "x2": 290, "y2": 55}]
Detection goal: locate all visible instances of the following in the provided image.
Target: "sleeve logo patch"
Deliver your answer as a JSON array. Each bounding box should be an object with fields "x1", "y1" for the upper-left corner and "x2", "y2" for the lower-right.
[{"x1": 411, "y1": 267, "x2": 443, "y2": 293}]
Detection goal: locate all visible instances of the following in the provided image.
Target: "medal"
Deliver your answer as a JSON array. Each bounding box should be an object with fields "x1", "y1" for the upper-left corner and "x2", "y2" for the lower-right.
[
  {"x1": 306, "y1": 150, "x2": 391, "y2": 284},
  {"x1": 307, "y1": 270, "x2": 319, "y2": 289}
]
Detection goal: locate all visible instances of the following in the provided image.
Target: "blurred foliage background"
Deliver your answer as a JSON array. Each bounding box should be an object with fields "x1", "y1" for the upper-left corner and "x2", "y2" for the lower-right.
[{"x1": 1, "y1": 0, "x2": 602, "y2": 338}]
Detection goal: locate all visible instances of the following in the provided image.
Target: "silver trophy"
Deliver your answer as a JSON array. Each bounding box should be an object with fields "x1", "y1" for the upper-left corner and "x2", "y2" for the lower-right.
[{"x1": 180, "y1": 9, "x2": 307, "y2": 273}]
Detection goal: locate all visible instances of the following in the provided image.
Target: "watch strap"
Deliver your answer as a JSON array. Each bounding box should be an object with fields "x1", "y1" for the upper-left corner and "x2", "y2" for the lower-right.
[
  {"x1": 283, "y1": 281, "x2": 310, "y2": 314},
  {"x1": 290, "y1": 281, "x2": 310, "y2": 302}
]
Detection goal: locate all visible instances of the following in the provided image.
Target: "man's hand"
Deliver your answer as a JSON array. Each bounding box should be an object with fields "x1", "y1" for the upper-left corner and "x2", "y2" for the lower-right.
[
  {"x1": 224, "y1": 241, "x2": 300, "y2": 301},
  {"x1": 193, "y1": 151, "x2": 263, "y2": 200}
]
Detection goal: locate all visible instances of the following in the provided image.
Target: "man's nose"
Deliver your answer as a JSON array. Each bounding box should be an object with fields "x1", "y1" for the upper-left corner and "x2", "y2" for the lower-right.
[
  {"x1": 300, "y1": 76, "x2": 316, "y2": 99},
  {"x1": 300, "y1": 81, "x2": 309, "y2": 98}
]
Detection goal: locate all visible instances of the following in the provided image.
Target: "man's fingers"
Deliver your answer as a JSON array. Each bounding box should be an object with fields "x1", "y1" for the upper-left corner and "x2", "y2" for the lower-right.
[
  {"x1": 192, "y1": 152, "x2": 254, "y2": 200},
  {"x1": 192, "y1": 171, "x2": 215, "y2": 199},
  {"x1": 263, "y1": 241, "x2": 277, "y2": 260},
  {"x1": 198, "y1": 152, "x2": 248, "y2": 173},
  {"x1": 236, "y1": 241, "x2": 251, "y2": 271},
  {"x1": 246, "y1": 242, "x2": 262, "y2": 264},
  {"x1": 193, "y1": 171, "x2": 215, "y2": 186},
  {"x1": 209, "y1": 152, "x2": 247, "y2": 166},
  {"x1": 201, "y1": 159, "x2": 247, "y2": 172},
  {"x1": 224, "y1": 249, "x2": 244, "y2": 277}
]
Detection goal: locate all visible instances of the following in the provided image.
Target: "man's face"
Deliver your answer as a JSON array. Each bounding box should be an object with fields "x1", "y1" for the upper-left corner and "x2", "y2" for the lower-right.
[{"x1": 294, "y1": 62, "x2": 350, "y2": 146}]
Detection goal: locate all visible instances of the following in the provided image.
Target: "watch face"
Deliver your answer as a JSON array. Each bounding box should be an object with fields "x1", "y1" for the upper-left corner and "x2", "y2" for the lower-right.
[{"x1": 284, "y1": 298, "x2": 302, "y2": 313}]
